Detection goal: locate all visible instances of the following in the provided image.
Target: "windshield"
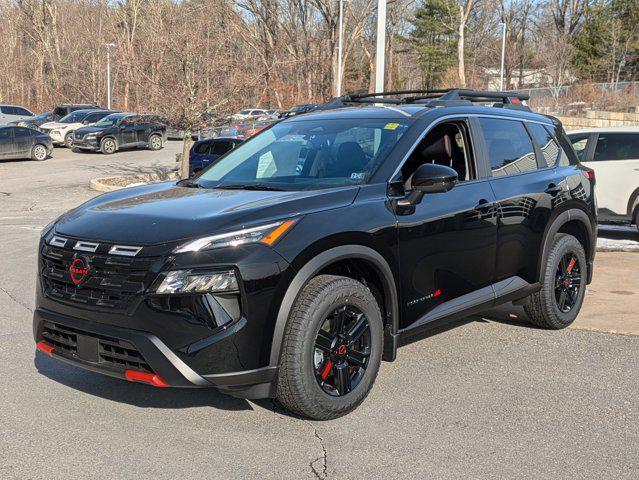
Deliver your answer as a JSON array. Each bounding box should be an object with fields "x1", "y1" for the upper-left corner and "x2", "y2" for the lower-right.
[
  {"x1": 59, "y1": 111, "x2": 89, "y2": 123},
  {"x1": 95, "y1": 113, "x2": 129, "y2": 127},
  {"x1": 195, "y1": 118, "x2": 410, "y2": 191}
]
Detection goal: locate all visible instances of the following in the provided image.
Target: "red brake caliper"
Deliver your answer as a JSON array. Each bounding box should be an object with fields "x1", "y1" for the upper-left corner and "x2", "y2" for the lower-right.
[
  {"x1": 321, "y1": 360, "x2": 333, "y2": 380},
  {"x1": 567, "y1": 258, "x2": 576, "y2": 274}
]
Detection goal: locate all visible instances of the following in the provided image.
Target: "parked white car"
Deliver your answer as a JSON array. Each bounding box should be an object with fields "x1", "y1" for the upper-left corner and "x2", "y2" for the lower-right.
[
  {"x1": 568, "y1": 127, "x2": 639, "y2": 230},
  {"x1": 231, "y1": 109, "x2": 267, "y2": 121},
  {"x1": 40, "y1": 109, "x2": 116, "y2": 147},
  {"x1": 0, "y1": 105, "x2": 34, "y2": 125}
]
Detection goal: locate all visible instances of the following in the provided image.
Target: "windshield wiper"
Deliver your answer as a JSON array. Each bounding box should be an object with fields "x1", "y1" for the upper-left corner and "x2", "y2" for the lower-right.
[
  {"x1": 216, "y1": 184, "x2": 285, "y2": 191},
  {"x1": 177, "y1": 179, "x2": 203, "y2": 188}
]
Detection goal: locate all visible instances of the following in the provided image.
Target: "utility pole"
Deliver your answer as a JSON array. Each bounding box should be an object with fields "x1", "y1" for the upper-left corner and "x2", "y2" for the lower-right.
[
  {"x1": 105, "y1": 43, "x2": 115, "y2": 109},
  {"x1": 375, "y1": 0, "x2": 386, "y2": 94},
  {"x1": 336, "y1": 0, "x2": 345, "y2": 96},
  {"x1": 499, "y1": 23, "x2": 506, "y2": 90}
]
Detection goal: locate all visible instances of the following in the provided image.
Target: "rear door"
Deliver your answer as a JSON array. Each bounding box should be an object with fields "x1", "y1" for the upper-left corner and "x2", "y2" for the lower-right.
[
  {"x1": 581, "y1": 132, "x2": 639, "y2": 218},
  {"x1": 480, "y1": 117, "x2": 561, "y2": 285}
]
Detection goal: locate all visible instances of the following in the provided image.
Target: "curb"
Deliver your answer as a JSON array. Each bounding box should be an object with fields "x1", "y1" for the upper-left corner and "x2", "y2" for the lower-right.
[{"x1": 90, "y1": 170, "x2": 179, "y2": 192}]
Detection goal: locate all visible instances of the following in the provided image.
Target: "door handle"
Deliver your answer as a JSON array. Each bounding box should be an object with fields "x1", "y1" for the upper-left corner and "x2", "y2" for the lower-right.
[
  {"x1": 545, "y1": 184, "x2": 563, "y2": 195},
  {"x1": 474, "y1": 199, "x2": 493, "y2": 211}
]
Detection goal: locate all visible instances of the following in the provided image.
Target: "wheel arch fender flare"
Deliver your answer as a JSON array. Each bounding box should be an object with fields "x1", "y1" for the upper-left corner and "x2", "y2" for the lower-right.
[
  {"x1": 627, "y1": 187, "x2": 639, "y2": 219},
  {"x1": 268, "y1": 245, "x2": 399, "y2": 367},
  {"x1": 537, "y1": 208, "x2": 596, "y2": 282}
]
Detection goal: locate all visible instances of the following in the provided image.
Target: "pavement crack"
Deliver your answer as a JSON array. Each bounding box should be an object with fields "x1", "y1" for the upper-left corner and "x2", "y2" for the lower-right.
[
  {"x1": 309, "y1": 429, "x2": 328, "y2": 479},
  {"x1": 0, "y1": 286, "x2": 33, "y2": 313}
]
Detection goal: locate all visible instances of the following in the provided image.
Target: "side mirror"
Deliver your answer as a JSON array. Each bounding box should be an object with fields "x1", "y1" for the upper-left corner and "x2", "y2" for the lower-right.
[
  {"x1": 399, "y1": 163, "x2": 458, "y2": 206},
  {"x1": 412, "y1": 163, "x2": 458, "y2": 194}
]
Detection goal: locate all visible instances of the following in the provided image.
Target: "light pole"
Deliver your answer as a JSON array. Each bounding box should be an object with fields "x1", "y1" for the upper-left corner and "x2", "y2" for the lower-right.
[
  {"x1": 105, "y1": 43, "x2": 115, "y2": 109},
  {"x1": 336, "y1": 0, "x2": 346, "y2": 97},
  {"x1": 499, "y1": 22, "x2": 506, "y2": 91},
  {"x1": 375, "y1": 0, "x2": 386, "y2": 94}
]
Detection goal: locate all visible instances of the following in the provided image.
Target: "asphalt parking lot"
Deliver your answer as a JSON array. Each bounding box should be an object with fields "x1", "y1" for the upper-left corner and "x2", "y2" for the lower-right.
[{"x1": 0, "y1": 146, "x2": 637, "y2": 479}]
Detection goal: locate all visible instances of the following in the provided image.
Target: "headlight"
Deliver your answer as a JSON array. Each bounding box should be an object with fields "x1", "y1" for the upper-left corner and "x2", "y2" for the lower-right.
[
  {"x1": 174, "y1": 219, "x2": 296, "y2": 253},
  {"x1": 151, "y1": 270, "x2": 238, "y2": 294}
]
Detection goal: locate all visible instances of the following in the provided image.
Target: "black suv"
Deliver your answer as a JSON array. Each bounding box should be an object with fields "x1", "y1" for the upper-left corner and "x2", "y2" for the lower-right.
[
  {"x1": 72, "y1": 113, "x2": 166, "y2": 154},
  {"x1": 34, "y1": 89, "x2": 596, "y2": 420}
]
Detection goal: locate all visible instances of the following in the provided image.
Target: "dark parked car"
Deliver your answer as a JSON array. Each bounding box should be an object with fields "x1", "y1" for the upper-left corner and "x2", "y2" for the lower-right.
[
  {"x1": 52, "y1": 103, "x2": 101, "y2": 122},
  {"x1": 10, "y1": 111, "x2": 54, "y2": 129},
  {"x1": 34, "y1": 89, "x2": 596, "y2": 420},
  {"x1": 189, "y1": 137, "x2": 244, "y2": 175},
  {"x1": 72, "y1": 113, "x2": 166, "y2": 154},
  {"x1": 0, "y1": 126, "x2": 52, "y2": 161}
]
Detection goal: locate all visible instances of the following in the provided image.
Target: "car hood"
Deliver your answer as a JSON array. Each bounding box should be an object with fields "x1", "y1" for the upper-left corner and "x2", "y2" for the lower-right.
[
  {"x1": 75, "y1": 125, "x2": 112, "y2": 135},
  {"x1": 54, "y1": 181, "x2": 359, "y2": 245},
  {"x1": 40, "y1": 122, "x2": 72, "y2": 130}
]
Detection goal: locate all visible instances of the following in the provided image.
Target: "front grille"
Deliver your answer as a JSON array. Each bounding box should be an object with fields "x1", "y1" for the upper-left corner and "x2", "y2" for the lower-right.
[
  {"x1": 40, "y1": 243, "x2": 159, "y2": 311},
  {"x1": 42, "y1": 321, "x2": 152, "y2": 373}
]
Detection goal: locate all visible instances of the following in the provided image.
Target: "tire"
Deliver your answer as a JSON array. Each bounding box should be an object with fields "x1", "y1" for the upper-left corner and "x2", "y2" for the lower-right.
[
  {"x1": 148, "y1": 134, "x2": 163, "y2": 151},
  {"x1": 31, "y1": 144, "x2": 48, "y2": 161},
  {"x1": 525, "y1": 233, "x2": 587, "y2": 329},
  {"x1": 276, "y1": 275, "x2": 383, "y2": 420},
  {"x1": 64, "y1": 132, "x2": 74, "y2": 148},
  {"x1": 100, "y1": 137, "x2": 117, "y2": 155},
  {"x1": 635, "y1": 210, "x2": 639, "y2": 233}
]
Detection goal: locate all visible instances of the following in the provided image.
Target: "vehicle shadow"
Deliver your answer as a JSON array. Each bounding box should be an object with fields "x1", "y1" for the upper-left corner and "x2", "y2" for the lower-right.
[{"x1": 34, "y1": 353, "x2": 253, "y2": 412}]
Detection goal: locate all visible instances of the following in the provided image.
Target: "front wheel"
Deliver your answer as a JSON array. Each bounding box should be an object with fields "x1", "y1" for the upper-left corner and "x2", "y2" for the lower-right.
[
  {"x1": 100, "y1": 137, "x2": 117, "y2": 155},
  {"x1": 64, "y1": 132, "x2": 74, "y2": 148},
  {"x1": 525, "y1": 233, "x2": 587, "y2": 329},
  {"x1": 148, "y1": 134, "x2": 163, "y2": 151},
  {"x1": 276, "y1": 275, "x2": 383, "y2": 420},
  {"x1": 31, "y1": 144, "x2": 48, "y2": 161}
]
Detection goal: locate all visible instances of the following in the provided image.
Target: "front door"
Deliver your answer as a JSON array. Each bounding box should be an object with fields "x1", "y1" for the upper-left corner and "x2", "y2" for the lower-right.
[
  {"x1": 393, "y1": 118, "x2": 497, "y2": 329},
  {"x1": 118, "y1": 120, "x2": 137, "y2": 146},
  {"x1": 13, "y1": 127, "x2": 33, "y2": 158},
  {"x1": 0, "y1": 128, "x2": 14, "y2": 158}
]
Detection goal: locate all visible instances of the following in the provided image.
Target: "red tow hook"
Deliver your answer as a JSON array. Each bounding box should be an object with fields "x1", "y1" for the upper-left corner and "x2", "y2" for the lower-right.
[
  {"x1": 36, "y1": 341, "x2": 54, "y2": 356},
  {"x1": 125, "y1": 370, "x2": 169, "y2": 388}
]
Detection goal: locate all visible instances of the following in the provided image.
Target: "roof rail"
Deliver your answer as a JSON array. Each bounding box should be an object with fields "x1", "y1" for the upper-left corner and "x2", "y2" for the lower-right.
[{"x1": 316, "y1": 88, "x2": 532, "y2": 112}]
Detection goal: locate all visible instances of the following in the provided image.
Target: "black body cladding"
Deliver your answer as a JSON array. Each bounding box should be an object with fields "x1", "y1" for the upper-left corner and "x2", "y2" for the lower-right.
[{"x1": 34, "y1": 94, "x2": 597, "y2": 399}]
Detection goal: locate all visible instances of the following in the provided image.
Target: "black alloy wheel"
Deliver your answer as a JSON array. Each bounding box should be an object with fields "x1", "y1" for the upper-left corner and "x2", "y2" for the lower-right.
[
  {"x1": 554, "y1": 253, "x2": 581, "y2": 313},
  {"x1": 313, "y1": 305, "x2": 371, "y2": 397}
]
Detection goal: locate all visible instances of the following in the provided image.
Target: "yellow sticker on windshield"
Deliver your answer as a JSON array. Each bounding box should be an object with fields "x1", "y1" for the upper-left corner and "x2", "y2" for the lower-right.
[{"x1": 384, "y1": 122, "x2": 400, "y2": 130}]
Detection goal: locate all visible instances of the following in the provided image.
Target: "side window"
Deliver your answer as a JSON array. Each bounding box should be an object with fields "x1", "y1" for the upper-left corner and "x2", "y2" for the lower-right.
[
  {"x1": 527, "y1": 123, "x2": 560, "y2": 167},
  {"x1": 593, "y1": 133, "x2": 639, "y2": 161},
  {"x1": 194, "y1": 142, "x2": 210, "y2": 154},
  {"x1": 84, "y1": 113, "x2": 103, "y2": 123},
  {"x1": 479, "y1": 118, "x2": 537, "y2": 177},
  {"x1": 14, "y1": 107, "x2": 31, "y2": 116},
  {"x1": 0, "y1": 106, "x2": 8, "y2": 114},
  {"x1": 211, "y1": 141, "x2": 232, "y2": 155},
  {"x1": 53, "y1": 107, "x2": 66, "y2": 118},
  {"x1": 402, "y1": 120, "x2": 476, "y2": 186},
  {"x1": 3, "y1": 106, "x2": 17, "y2": 115},
  {"x1": 568, "y1": 133, "x2": 590, "y2": 162}
]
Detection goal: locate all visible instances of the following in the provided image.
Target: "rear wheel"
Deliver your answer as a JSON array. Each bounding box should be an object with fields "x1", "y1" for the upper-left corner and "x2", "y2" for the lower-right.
[
  {"x1": 64, "y1": 132, "x2": 74, "y2": 148},
  {"x1": 525, "y1": 233, "x2": 587, "y2": 329},
  {"x1": 276, "y1": 275, "x2": 383, "y2": 420},
  {"x1": 100, "y1": 137, "x2": 117, "y2": 155},
  {"x1": 148, "y1": 134, "x2": 163, "y2": 151},
  {"x1": 31, "y1": 144, "x2": 48, "y2": 161}
]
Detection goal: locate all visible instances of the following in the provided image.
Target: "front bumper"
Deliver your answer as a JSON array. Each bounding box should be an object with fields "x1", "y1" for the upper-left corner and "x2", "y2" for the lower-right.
[
  {"x1": 34, "y1": 307, "x2": 278, "y2": 397},
  {"x1": 34, "y1": 235, "x2": 294, "y2": 398},
  {"x1": 73, "y1": 135, "x2": 100, "y2": 150}
]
